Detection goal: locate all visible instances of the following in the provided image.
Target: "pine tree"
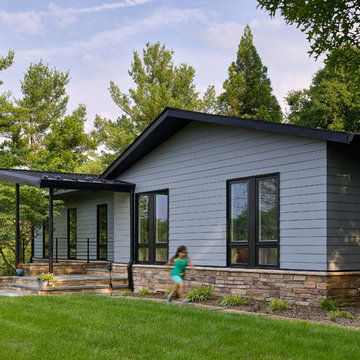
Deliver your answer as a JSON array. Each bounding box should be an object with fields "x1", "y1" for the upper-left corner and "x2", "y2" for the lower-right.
[{"x1": 218, "y1": 25, "x2": 282, "y2": 122}]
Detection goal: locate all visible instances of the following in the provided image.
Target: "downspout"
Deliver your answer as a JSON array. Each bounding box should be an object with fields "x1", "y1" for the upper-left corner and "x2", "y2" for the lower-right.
[{"x1": 127, "y1": 188, "x2": 135, "y2": 291}]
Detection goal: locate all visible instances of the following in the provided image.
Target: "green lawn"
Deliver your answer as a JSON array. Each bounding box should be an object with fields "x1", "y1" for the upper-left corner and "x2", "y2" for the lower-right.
[{"x1": 0, "y1": 295, "x2": 359, "y2": 360}]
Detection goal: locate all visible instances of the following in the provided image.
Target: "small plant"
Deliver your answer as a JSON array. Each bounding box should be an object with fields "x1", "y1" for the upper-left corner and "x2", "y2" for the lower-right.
[
  {"x1": 121, "y1": 290, "x2": 133, "y2": 296},
  {"x1": 328, "y1": 310, "x2": 354, "y2": 321},
  {"x1": 185, "y1": 285, "x2": 214, "y2": 302},
  {"x1": 137, "y1": 288, "x2": 153, "y2": 295},
  {"x1": 319, "y1": 298, "x2": 339, "y2": 311},
  {"x1": 162, "y1": 290, "x2": 179, "y2": 300},
  {"x1": 16, "y1": 261, "x2": 23, "y2": 269},
  {"x1": 218, "y1": 295, "x2": 248, "y2": 307},
  {"x1": 270, "y1": 298, "x2": 288, "y2": 311},
  {"x1": 37, "y1": 273, "x2": 54, "y2": 285}
]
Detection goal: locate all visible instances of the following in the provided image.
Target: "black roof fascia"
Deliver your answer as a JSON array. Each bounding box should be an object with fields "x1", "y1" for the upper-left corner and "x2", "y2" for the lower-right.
[
  {"x1": 0, "y1": 169, "x2": 135, "y2": 192},
  {"x1": 102, "y1": 109, "x2": 191, "y2": 179},
  {"x1": 102, "y1": 107, "x2": 360, "y2": 180},
  {"x1": 39, "y1": 178, "x2": 134, "y2": 192}
]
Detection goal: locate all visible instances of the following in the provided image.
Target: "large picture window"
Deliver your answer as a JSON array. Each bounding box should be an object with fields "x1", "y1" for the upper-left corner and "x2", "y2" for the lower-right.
[
  {"x1": 136, "y1": 191, "x2": 168, "y2": 264},
  {"x1": 227, "y1": 174, "x2": 279, "y2": 268}
]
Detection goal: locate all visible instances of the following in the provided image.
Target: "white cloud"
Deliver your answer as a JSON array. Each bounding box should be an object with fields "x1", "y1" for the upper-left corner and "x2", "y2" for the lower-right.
[
  {"x1": 201, "y1": 22, "x2": 244, "y2": 49},
  {"x1": 0, "y1": 10, "x2": 44, "y2": 36}
]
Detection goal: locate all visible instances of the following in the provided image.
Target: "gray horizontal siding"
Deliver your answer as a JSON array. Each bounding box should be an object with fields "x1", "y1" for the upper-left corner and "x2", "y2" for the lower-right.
[
  {"x1": 116, "y1": 121, "x2": 327, "y2": 270},
  {"x1": 327, "y1": 142, "x2": 360, "y2": 271},
  {"x1": 45, "y1": 191, "x2": 115, "y2": 261}
]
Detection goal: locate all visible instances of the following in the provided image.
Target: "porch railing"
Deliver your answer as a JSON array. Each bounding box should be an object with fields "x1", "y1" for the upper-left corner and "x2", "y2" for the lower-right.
[{"x1": 52, "y1": 237, "x2": 96, "y2": 263}]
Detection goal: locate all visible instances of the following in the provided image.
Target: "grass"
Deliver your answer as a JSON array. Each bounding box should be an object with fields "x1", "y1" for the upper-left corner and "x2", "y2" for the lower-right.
[{"x1": 0, "y1": 295, "x2": 359, "y2": 360}]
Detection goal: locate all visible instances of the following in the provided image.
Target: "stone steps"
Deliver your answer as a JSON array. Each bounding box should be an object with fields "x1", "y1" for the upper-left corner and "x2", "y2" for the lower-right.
[{"x1": 5, "y1": 274, "x2": 129, "y2": 295}]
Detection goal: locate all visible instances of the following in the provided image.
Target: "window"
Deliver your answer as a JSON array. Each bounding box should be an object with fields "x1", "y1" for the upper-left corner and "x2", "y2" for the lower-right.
[
  {"x1": 97, "y1": 204, "x2": 108, "y2": 260},
  {"x1": 136, "y1": 191, "x2": 168, "y2": 264},
  {"x1": 67, "y1": 208, "x2": 77, "y2": 259},
  {"x1": 227, "y1": 174, "x2": 279, "y2": 268},
  {"x1": 42, "y1": 221, "x2": 49, "y2": 259}
]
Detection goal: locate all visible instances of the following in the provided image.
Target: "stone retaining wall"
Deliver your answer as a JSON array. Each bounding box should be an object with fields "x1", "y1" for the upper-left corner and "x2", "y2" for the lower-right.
[{"x1": 113, "y1": 264, "x2": 360, "y2": 306}]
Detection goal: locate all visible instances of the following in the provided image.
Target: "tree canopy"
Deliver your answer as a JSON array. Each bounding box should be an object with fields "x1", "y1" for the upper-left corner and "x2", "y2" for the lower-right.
[
  {"x1": 94, "y1": 41, "x2": 215, "y2": 166},
  {"x1": 257, "y1": 0, "x2": 360, "y2": 73},
  {"x1": 286, "y1": 62, "x2": 360, "y2": 132},
  {"x1": 218, "y1": 25, "x2": 282, "y2": 122}
]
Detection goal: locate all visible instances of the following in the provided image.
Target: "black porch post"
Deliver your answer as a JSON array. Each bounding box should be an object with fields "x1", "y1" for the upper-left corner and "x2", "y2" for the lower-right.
[
  {"x1": 15, "y1": 183, "x2": 20, "y2": 269},
  {"x1": 48, "y1": 188, "x2": 54, "y2": 273}
]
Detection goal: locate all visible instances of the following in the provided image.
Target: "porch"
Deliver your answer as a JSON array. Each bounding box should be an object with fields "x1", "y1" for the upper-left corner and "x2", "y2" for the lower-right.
[{"x1": 1, "y1": 259, "x2": 129, "y2": 295}]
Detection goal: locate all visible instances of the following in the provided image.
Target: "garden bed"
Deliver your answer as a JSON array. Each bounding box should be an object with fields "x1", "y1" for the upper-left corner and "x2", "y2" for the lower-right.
[{"x1": 122, "y1": 291, "x2": 360, "y2": 329}]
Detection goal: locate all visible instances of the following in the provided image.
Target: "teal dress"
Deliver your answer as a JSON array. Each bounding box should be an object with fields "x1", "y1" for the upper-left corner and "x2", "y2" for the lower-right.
[{"x1": 171, "y1": 257, "x2": 188, "y2": 283}]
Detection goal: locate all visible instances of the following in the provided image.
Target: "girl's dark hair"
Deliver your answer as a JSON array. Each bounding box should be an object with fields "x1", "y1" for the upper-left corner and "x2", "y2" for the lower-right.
[{"x1": 170, "y1": 245, "x2": 187, "y2": 263}]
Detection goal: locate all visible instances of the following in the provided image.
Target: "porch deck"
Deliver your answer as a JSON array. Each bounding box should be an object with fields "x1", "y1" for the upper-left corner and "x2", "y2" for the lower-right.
[{"x1": 1, "y1": 260, "x2": 129, "y2": 296}]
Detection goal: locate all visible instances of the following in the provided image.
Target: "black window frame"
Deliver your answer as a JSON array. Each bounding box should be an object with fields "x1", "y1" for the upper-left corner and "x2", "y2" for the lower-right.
[
  {"x1": 227, "y1": 173, "x2": 280, "y2": 269},
  {"x1": 67, "y1": 208, "x2": 77, "y2": 260},
  {"x1": 135, "y1": 189, "x2": 169, "y2": 265},
  {"x1": 97, "y1": 204, "x2": 108, "y2": 261}
]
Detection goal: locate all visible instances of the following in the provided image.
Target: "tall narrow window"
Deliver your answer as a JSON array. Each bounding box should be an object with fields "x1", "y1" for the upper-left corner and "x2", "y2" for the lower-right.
[
  {"x1": 97, "y1": 204, "x2": 107, "y2": 260},
  {"x1": 43, "y1": 221, "x2": 49, "y2": 259},
  {"x1": 228, "y1": 174, "x2": 279, "y2": 268},
  {"x1": 136, "y1": 191, "x2": 168, "y2": 264},
  {"x1": 67, "y1": 208, "x2": 77, "y2": 259}
]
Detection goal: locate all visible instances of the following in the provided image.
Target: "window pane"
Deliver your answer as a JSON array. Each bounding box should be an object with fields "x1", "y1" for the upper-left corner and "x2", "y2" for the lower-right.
[
  {"x1": 155, "y1": 248, "x2": 168, "y2": 262},
  {"x1": 155, "y1": 194, "x2": 168, "y2": 243},
  {"x1": 230, "y1": 182, "x2": 248, "y2": 242},
  {"x1": 258, "y1": 248, "x2": 278, "y2": 266},
  {"x1": 258, "y1": 178, "x2": 278, "y2": 242},
  {"x1": 231, "y1": 248, "x2": 248, "y2": 265},
  {"x1": 138, "y1": 196, "x2": 149, "y2": 244},
  {"x1": 68, "y1": 208, "x2": 77, "y2": 259},
  {"x1": 138, "y1": 248, "x2": 149, "y2": 262}
]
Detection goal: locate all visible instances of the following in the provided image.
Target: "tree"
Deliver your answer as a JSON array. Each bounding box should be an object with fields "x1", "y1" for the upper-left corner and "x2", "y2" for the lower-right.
[
  {"x1": 286, "y1": 63, "x2": 360, "y2": 132},
  {"x1": 257, "y1": 1, "x2": 360, "y2": 73},
  {"x1": 94, "y1": 42, "x2": 215, "y2": 166},
  {"x1": 0, "y1": 60, "x2": 97, "y2": 274},
  {"x1": 218, "y1": 25, "x2": 282, "y2": 122}
]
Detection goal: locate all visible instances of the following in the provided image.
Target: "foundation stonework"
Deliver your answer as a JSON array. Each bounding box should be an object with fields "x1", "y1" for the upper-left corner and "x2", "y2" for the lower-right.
[{"x1": 113, "y1": 264, "x2": 360, "y2": 306}]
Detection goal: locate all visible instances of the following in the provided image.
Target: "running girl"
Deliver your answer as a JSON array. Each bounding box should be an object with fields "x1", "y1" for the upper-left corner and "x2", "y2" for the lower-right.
[{"x1": 166, "y1": 245, "x2": 194, "y2": 303}]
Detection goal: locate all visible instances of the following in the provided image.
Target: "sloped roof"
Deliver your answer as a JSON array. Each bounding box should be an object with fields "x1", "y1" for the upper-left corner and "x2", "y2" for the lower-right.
[
  {"x1": 102, "y1": 107, "x2": 360, "y2": 180},
  {"x1": 0, "y1": 169, "x2": 135, "y2": 192}
]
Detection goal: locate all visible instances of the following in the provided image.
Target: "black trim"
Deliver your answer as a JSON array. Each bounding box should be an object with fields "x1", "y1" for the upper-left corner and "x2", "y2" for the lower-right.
[
  {"x1": 103, "y1": 107, "x2": 360, "y2": 179},
  {"x1": 227, "y1": 173, "x2": 280, "y2": 269},
  {"x1": 135, "y1": 189, "x2": 169, "y2": 265}
]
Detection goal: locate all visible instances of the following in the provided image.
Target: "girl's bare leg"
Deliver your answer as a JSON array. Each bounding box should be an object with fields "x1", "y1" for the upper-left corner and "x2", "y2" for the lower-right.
[
  {"x1": 169, "y1": 283, "x2": 179, "y2": 299},
  {"x1": 178, "y1": 281, "x2": 185, "y2": 300}
]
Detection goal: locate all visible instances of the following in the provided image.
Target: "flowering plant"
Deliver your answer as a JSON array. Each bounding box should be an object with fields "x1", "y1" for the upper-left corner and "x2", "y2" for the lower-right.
[
  {"x1": 37, "y1": 273, "x2": 54, "y2": 284},
  {"x1": 16, "y1": 261, "x2": 23, "y2": 269}
]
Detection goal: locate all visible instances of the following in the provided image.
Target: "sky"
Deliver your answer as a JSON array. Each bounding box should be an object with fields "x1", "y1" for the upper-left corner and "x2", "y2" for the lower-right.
[{"x1": 0, "y1": 0, "x2": 324, "y2": 129}]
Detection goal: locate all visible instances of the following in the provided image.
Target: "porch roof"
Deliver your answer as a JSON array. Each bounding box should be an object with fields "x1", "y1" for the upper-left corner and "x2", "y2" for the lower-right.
[{"x1": 0, "y1": 169, "x2": 135, "y2": 192}]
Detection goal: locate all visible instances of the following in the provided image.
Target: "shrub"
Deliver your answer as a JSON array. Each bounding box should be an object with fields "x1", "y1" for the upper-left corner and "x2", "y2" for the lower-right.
[
  {"x1": 218, "y1": 295, "x2": 248, "y2": 307},
  {"x1": 186, "y1": 285, "x2": 214, "y2": 302},
  {"x1": 328, "y1": 310, "x2": 354, "y2": 321},
  {"x1": 270, "y1": 298, "x2": 288, "y2": 311},
  {"x1": 162, "y1": 290, "x2": 179, "y2": 300},
  {"x1": 319, "y1": 298, "x2": 339, "y2": 311},
  {"x1": 121, "y1": 290, "x2": 133, "y2": 296},
  {"x1": 137, "y1": 288, "x2": 153, "y2": 295}
]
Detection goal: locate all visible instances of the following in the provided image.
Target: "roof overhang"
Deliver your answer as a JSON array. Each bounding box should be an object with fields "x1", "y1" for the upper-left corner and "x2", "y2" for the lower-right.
[
  {"x1": 0, "y1": 169, "x2": 135, "y2": 192},
  {"x1": 102, "y1": 107, "x2": 360, "y2": 180}
]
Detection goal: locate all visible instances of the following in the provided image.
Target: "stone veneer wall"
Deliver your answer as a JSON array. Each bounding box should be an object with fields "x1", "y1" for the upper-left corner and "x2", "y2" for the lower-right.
[{"x1": 113, "y1": 264, "x2": 360, "y2": 306}]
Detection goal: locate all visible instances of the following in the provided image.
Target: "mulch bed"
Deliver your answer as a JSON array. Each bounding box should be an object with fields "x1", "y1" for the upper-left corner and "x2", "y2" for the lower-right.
[{"x1": 122, "y1": 292, "x2": 360, "y2": 330}]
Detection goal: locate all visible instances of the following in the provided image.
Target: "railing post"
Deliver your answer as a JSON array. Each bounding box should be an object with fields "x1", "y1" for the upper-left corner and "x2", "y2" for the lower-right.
[
  {"x1": 87, "y1": 238, "x2": 90, "y2": 263},
  {"x1": 56, "y1": 238, "x2": 58, "y2": 263}
]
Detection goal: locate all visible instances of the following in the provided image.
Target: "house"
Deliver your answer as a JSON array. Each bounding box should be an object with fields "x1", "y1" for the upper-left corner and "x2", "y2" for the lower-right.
[{"x1": 3, "y1": 108, "x2": 360, "y2": 305}]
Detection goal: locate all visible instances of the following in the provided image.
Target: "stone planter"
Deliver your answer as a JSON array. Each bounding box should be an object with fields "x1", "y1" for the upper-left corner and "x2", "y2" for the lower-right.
[
  {"x1": 15, "y1": 268, "x2": 24, "y2": 277},
  {"x1": 38, "y1": 279, "x2": 49, "y2": 289}
]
